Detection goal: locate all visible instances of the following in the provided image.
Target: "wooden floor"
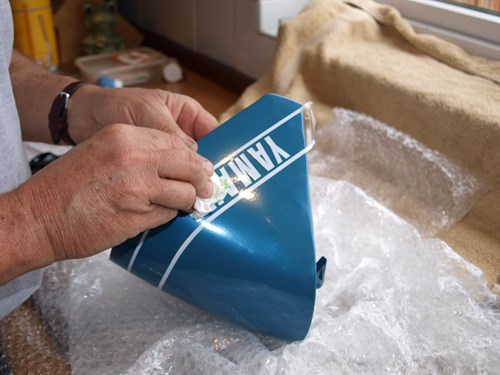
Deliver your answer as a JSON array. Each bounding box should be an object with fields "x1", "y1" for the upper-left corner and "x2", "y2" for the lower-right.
[{"x1": 142, "y1": 68, "x2": 242, "y2": 120}]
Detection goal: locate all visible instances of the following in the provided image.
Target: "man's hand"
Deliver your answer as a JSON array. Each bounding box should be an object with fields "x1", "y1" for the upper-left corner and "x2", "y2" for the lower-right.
[
  {"x1": 0, "y1": 124, "x2": 214, "y2": 284},
  {"x1": 11, "y1": 50, "x2": 218, "y2": 145},
  {"x1": 67, "y1": 86, "x2": 219, "y2": 147}
]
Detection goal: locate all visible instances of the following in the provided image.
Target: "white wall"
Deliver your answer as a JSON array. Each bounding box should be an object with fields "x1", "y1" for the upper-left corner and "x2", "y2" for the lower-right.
[{"x1": 120, "y1": 0, "x2": 308, "y2": 79}]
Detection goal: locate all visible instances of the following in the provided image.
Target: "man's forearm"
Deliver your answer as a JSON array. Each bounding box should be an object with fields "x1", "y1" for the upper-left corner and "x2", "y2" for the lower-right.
[
  {"x1": 9, "y1": 50, "x2": 77, "y2": 143},
  {"x1": 0, "y1": 188, "x2": 53, "y2": 286}
]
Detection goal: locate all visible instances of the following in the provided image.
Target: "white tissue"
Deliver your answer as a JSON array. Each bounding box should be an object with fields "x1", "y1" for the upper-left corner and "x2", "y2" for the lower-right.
[{"x1": 192, "y1": 174, "x2": 227, "y2": 220}]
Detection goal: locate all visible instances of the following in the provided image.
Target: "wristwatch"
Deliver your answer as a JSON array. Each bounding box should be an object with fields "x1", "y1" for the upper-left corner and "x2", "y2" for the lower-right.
[{"x1": 48, "y1": 81, "x2": 89, "y2": 145}]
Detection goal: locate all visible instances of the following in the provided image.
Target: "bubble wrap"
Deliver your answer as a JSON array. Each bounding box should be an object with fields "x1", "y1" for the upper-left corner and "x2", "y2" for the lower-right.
[
  {"x1": 4, "y1": 111, "x2": 498, "y2": 374},
  {"x1": 308, "y1": 109, "x2": 487, "y2": 236},
  {"x1": 26, "y1": 174, "x2": 498, "y2": 374}
]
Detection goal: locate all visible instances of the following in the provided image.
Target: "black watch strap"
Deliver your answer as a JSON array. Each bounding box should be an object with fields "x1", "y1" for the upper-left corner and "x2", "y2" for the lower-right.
[{"x1": 48, "y1": 81, "x2": 89, "y2": 145}]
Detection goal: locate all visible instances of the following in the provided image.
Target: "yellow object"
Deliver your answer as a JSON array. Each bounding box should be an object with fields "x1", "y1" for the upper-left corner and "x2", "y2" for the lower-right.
[{"x1": 11, "y1": 0, "x2": 59, "y2": 71}]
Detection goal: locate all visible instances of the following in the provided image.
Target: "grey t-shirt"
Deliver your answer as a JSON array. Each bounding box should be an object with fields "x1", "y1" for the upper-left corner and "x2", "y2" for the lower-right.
[{"x1": 0, "y1": 1, "x2": 42, "y2": 320}]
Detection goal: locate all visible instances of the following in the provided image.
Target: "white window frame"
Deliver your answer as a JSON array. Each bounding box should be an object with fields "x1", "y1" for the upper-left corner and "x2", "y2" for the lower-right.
[
  {"x1": 373, "y1": 0, "x2": 500, "y2": 60},
  {"x1": 258, "y1": 0, "x2": 309, "y2": 37},
  {"x1": 258, "y1": 0, "x2": 500, "y2": 60}
]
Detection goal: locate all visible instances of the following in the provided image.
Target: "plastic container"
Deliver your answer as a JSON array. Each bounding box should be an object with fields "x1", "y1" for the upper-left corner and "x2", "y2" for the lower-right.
[{"x1": 75, "y1": 47, "x2": 167, "y2": 85}]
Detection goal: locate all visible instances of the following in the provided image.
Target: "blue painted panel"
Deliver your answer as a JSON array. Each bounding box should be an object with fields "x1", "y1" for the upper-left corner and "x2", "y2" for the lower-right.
[{"x1": 111, "y1": 94, "x2": 322, "y2": 341}]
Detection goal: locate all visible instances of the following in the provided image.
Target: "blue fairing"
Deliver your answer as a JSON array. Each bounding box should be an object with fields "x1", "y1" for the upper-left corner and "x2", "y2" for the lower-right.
[{"x1": 111, "y1": 94, "x2": 323, "y2": 341}]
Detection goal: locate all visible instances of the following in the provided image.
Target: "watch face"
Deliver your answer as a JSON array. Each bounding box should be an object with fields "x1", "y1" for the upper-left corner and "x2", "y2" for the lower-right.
[{"x1": 29, "y1": 152, "x2": 60, "y2": 174}]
